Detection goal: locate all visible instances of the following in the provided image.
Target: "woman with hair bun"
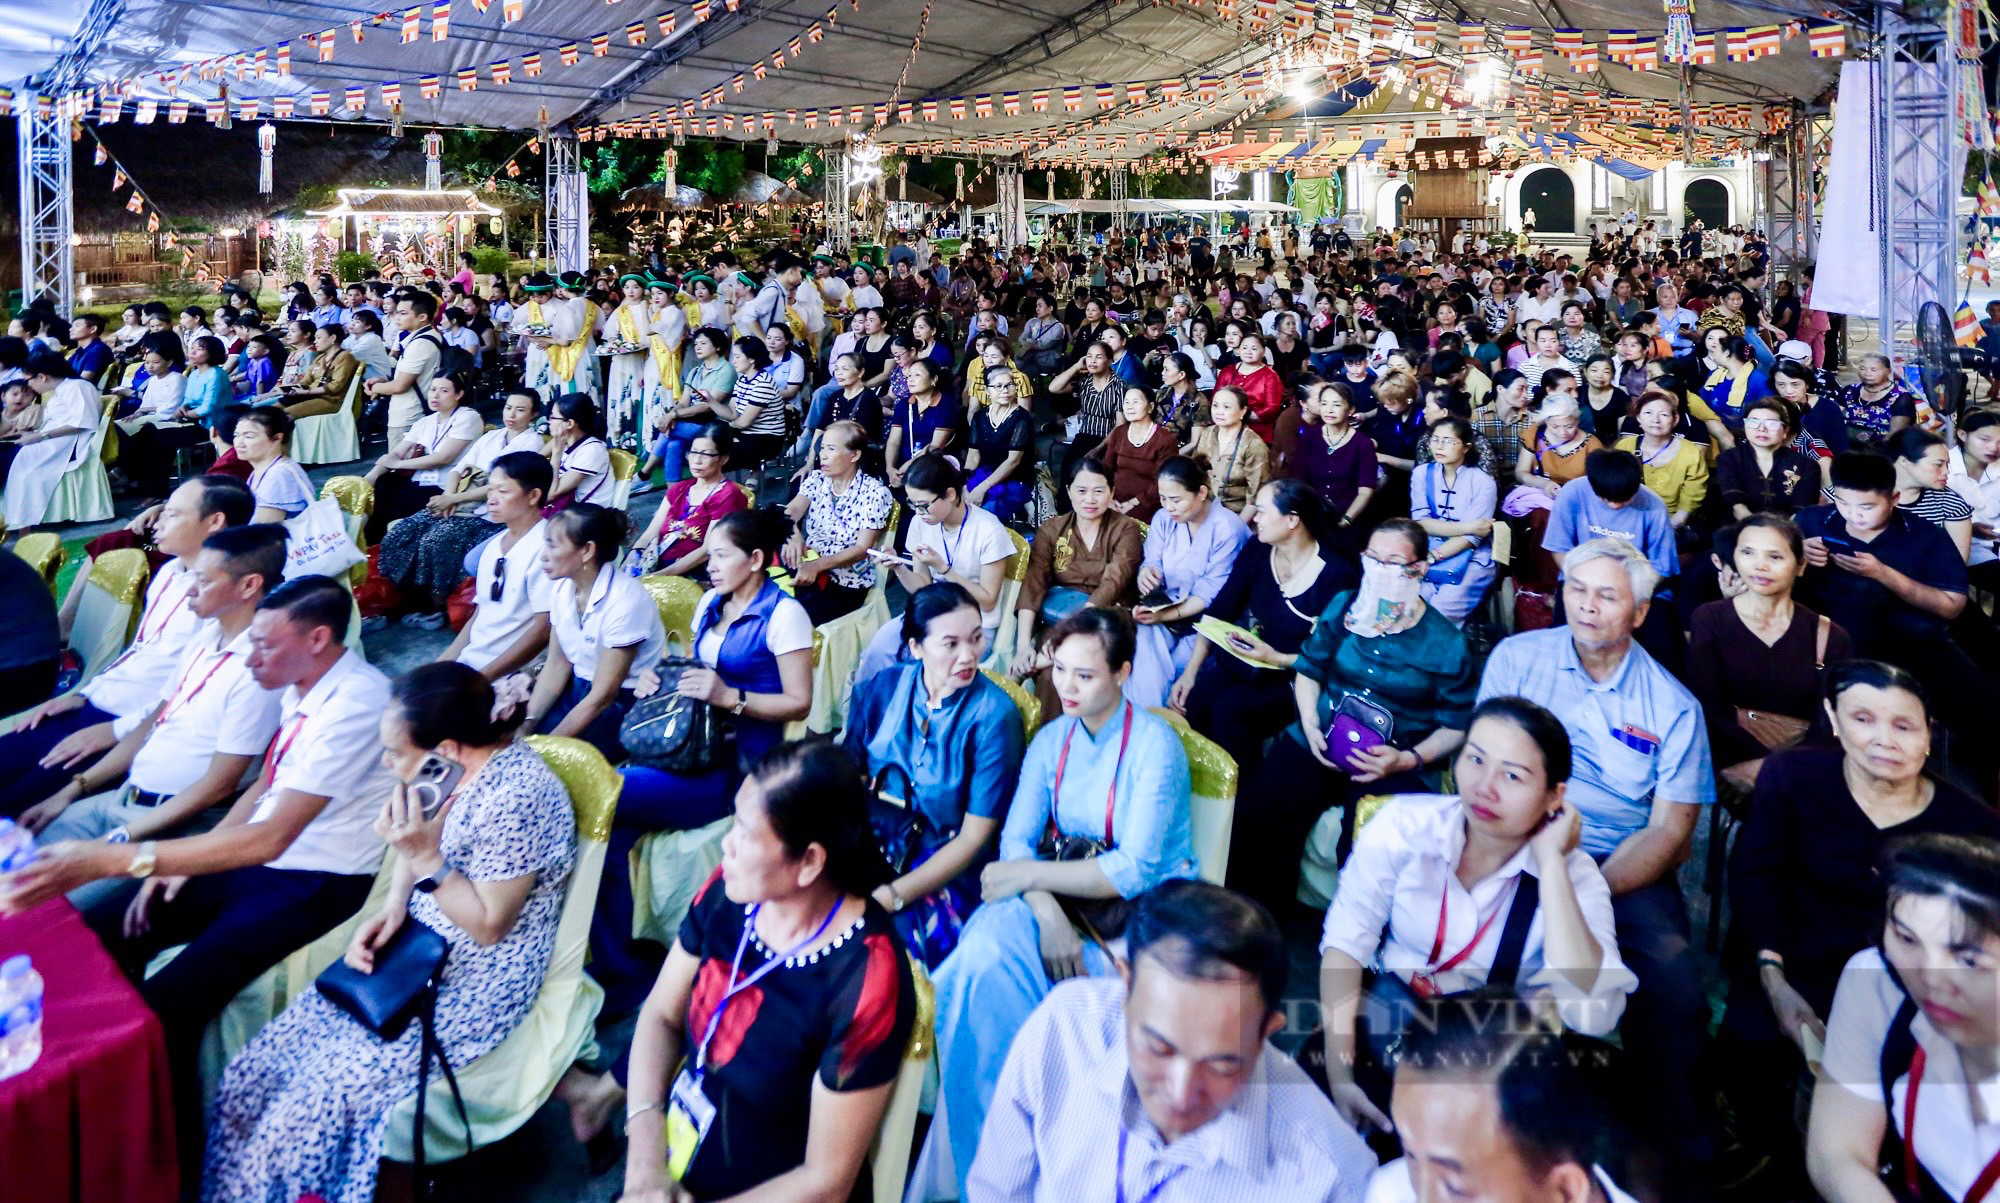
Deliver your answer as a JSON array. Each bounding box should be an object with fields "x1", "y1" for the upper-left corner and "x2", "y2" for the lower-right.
[
  {"x1": 206, "y1": 662, "x2": 576, "y2": 1203},
  {"x1": 525, "y1": 503, "x2": 664, "y2": 760},
  {"x1": 590, "y1": 507, "x2": 814, "y2": 1017},
  {"x1": 843, "y1": 582, "x2": 1025, "y2": 967},
  {"x1": 1126, "y1": 455, "x2": 1251, "y2": 708},
  {"x1": 566, "y1": 741, "x2": 917, "y2": 1203}
]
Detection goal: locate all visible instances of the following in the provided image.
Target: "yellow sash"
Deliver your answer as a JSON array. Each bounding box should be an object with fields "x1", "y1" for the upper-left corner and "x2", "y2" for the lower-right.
[
  {"x1": 649, "y1": 313, "x2": 684, "y2": 401},
  {"x1": 616, "y1": 305, "x2": 644, "y2": 350},
  {"x1": 784, "y1": 304, "x2": 809, "y2": 347},
  {"x1": 533, "y1": 300, "x2": 584, "y2": 384},
  {"x1": 679, "y1": 298, "x2": 704, "y2": 333}
]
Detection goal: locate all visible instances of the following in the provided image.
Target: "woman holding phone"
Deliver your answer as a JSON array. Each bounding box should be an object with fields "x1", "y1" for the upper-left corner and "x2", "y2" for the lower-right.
[{"x1": 1228, "y1": 519, "x2": 1479, "y2": 914}]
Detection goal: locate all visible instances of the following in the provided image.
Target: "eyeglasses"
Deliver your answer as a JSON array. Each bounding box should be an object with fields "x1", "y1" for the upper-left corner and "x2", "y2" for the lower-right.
[
  {"x1": 490, "y1": 556, "x2": 507, "y2": 602},
  {"x1": 1743, "y1": 417, "x2": 1787, "y2": 430},
  {"x1": 687, "y1": 448, "x2": 720, "y2": 459},
  {"x1": 1429, "y1": 434, "x2": 1464, "y2": 446},
  {"x1": 910, "y1": 493, "x2": 950, "y2": 512},
  {"x1": 1363, "y1": 553, "x2": 1428, "y2": 579}
]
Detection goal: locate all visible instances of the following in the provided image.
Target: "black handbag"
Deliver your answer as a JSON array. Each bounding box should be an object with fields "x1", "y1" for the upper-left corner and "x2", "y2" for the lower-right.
[
  {"x1": 871, "y1": 763, "x2": 942, "y2": 875},
  {"x1": 315, "y1": 918, "x2": 473, "y2": 1190},
  {"x1": 619, "y1": 655, "x2": 738, "y2": 775}
]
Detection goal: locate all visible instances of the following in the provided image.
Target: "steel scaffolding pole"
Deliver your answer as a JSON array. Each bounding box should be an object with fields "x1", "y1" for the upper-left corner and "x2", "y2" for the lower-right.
[
  {"x1": 544, "y1": 136, "x2": 589, "y2": 274},
  {"x1": 1763, "y1": 113, "x2": 1813, "y2": 280},
  {"x1": 1874, "y1": 1, "x2": 1961, "y2": 361},
  {"x1": 995, "y1": 160, "x2": 1028, "y2": 250},
  {"x1": 18, "y1": 108, "x2": 73, "y2": 313},
  {"x1": 824, "y1": 149, "x2": 852, "y2": 253}
]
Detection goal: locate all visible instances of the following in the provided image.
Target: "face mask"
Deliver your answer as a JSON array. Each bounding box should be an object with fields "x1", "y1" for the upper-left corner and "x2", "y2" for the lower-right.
[{"x1": 1362, "y1": 555, "x2": 1423, "y2": 606}]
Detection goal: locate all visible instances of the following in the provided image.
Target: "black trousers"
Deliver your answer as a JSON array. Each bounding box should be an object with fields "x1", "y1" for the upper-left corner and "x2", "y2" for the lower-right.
[
  {"x1": 1179, "y1": 652, "x2": 1295, "y2": 772},
  {"x1": 1227, "y1": 732, "x2": 1426, "y2": 917},
  {"x1": 794, "y1": 579, "x2": 869, "y2": 625},
  {"x1": 121, "y1": 422, "x2": 211, "y2": 500},
  {"x1": 365, "y1": 473, "x2": 443, "y2": 545},
  {"x1": 0, "y1": 700, "x2": 115, "y2": 818},
  {"x1": 85, "y1": 864, "x2": 375, "y2": 1158}
]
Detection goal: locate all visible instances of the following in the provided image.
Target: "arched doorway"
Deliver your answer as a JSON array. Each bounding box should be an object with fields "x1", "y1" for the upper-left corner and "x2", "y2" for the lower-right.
[
  {"x1": 1375, "y1": 179, "x2": 1412, "y2": 229},
  {"x1": 1517, "y1": 168, "x2": 1575, "y2": 233},
  {"x1": 1683, "y1": 178, "x2": 1730, "y2": 229}
]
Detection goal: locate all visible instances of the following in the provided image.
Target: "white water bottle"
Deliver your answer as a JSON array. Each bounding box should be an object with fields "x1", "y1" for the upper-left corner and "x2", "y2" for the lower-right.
[
  {"x1": 0, "y1": 955, "x2": 43, "y2": 1081},
  {"x1": 0, "y1": 818, "x2": 33, "y2": 873}
]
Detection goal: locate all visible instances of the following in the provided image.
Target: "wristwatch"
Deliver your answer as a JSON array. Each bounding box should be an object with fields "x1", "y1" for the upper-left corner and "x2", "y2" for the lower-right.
[
  {"x1": 732, "y1": 690, "x2": 750, "y2": 717},
  {"x1": 126, "y1": 840, "x2": 158, "y2": 880},
  {"x1": 413, "y1": 869, "x2": 446, "y2": 894}
]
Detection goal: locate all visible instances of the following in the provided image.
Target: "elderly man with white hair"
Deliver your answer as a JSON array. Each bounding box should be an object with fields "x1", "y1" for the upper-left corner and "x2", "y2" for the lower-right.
[{"x1": 1474, "y1": 536, "x2": 1715, "y2": 1201}]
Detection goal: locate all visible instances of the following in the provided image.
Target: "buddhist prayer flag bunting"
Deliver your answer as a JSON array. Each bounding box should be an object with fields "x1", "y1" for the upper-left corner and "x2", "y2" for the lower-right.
[
  {"x1": 1809, "y1": 23, "x2": 1845, "y2": 55},
  {"x1": 430, "y1": 2, "x2": 450, "y2": 40}
]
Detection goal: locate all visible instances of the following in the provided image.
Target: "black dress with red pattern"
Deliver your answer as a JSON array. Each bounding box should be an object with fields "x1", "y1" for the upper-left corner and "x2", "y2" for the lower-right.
[{"x1": 675, "y1": 870, "x2": 917, "y2": 1200}]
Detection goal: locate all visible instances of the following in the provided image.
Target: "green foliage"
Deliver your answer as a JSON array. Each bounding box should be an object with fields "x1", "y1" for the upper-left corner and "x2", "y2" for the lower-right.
[
  {"x1": 470, "y1": 246, "x2": 512, "y2": 276},
  {"x1": 335, "y1": 250, "x2": 377, "y2": 282}
]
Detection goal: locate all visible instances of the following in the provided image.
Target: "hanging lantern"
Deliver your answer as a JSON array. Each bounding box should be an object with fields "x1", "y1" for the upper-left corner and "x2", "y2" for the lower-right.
[
  {"x1": 390, "y1": 103, "x2": 405, "y2": 138},
  {"x1": 257, "y1": 122, "x2": 277, "y2": 193},
  {"x1": 423, "y1": 131, "x2": 443, "y2": 190},
  {"x1": 954, "y1": 161, "x2": 965, "y2": 201},
  {"x1": 766, "y1": 136, "x2": 778, "y2": 157},
  {"x1": 1047, "y1": 170, "x2": 1056, "y2": 201},
  {"x1": 898, "y1": 159, "x2": 908, "y2": 201},
  {"x1": 217, "y1": 84, "x2": 232, "y2": 130},
  {"x1": 663, "y1": 148, "x2": 678, "y2": 200}
]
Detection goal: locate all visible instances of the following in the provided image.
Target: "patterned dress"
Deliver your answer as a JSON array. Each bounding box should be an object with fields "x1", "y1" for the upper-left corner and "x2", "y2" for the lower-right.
[{"x1": 203, "y1": 741, "x2": 576, "y2": 1203}]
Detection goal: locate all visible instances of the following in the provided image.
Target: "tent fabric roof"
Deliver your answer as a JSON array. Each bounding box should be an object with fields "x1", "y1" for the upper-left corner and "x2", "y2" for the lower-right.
[
  {"x1": 15, "y1": 0, "x2": 1848, "y2": 159},
  {"x1": 307, "y1": 188, "x2": 502, "y2": 216}
]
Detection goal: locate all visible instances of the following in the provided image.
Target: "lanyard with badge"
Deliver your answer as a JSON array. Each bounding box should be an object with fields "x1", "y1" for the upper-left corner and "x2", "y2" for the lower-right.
[
  {"x1": 1115, "y1": 1126, "x2": 1187, "y2": 1203},
  {"x1": 664, "y1": 900, "x2": 842, "y2": 1181},
  {"x1": 1903, "y1": 1046, "x2": 2000, "y2": 1203}
]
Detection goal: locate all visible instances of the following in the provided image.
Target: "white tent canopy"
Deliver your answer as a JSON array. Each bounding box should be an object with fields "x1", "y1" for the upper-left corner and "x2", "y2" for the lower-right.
[
  {"x1": 977, "y1": 197, "x2": 1298, "y2": 216},
  {"x1": 13, "y1": 0, "x2": 1845, "y2": 157}
]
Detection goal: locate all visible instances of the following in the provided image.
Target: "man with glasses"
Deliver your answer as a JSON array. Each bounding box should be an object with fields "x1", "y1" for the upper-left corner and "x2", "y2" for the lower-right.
[{"x1": 442, "y1": 451, "x2": 556, "y2": 678}]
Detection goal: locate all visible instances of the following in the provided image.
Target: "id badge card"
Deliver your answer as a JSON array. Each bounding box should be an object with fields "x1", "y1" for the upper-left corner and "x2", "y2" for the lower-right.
[{"x1": 666, "y1": 1066, "x2": 716, "y2": 1182}]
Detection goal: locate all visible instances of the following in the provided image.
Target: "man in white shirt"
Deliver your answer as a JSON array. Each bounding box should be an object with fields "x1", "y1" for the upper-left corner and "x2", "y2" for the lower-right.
[
  {"x1": 442, "y1": 451, "x2": 556, "y2": 678},
  {"x1": 0, "y1": 475, "x2": 255, "y2": 815},
  {"x1": 1, "y1": 575, "x2": 394, "y2": 1119},
  {"x1": 1367, "y1": 992, "x2": 1640, "y2": 1202},
  {"x1": 365, "y1": 289, "x2": 444, "y2": 450},
  {"x1": 970, "y1": 881, "x2": 1376, "y2": 1203},
  {"x1": 23, "y1": 525, "x2": 288, "y2": 913}
]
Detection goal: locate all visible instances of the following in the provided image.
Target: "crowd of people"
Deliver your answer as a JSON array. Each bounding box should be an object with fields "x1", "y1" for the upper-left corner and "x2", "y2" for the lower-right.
[{"x1": 0, "y1": 213, "x2": 1997, "y2": 1203}]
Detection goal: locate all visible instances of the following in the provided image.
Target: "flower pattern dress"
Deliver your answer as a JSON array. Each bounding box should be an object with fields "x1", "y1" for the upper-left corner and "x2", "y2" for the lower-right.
[{"x1": 203, "y1": 740, "x2": 576, "y2": 1203}]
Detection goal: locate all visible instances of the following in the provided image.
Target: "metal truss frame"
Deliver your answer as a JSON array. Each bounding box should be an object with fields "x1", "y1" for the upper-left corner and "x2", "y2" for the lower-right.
[
  {"x1": 824, "y1": 149, "x2": 852, "y2": 252},
  {"x1": 544, "y1": 136, "x2": 590, "y2": 274},
  {"x1": 18, "y1": 0, "x2": 129, "y2": 312},
  {"x1": 1874, "y1": 0, "x2": 1961, "y2": 360},
  {"x1": 995, "y1": 160, "x2": 1028, "y2": 249}
]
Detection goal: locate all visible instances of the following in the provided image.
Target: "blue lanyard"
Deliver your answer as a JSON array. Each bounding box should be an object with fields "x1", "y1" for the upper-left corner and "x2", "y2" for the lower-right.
[
  {"x1": 693, "y1": 899, "x2": 842, "y2": 1074},
  {"x1": 1116, "y1": 1126, "x2": 1187, "y2": 1203}
]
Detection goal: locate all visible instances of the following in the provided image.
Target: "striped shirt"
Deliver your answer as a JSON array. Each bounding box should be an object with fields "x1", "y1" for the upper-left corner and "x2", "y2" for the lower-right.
[{"x1": 967, "y1": 977, "x2": 1376, "y2": 1203}]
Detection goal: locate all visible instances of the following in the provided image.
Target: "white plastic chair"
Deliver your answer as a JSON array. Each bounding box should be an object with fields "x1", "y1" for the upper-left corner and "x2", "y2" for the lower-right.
[
  {"x1": 293, "y1": 371, "x2": 364, "y2": 466},
  {"x1": 1150, "y1": 708, "x2": 1240, "y2": 885},
  {"x1": 40, "y1": 397, "x2": 116, "y2": 525},
  {"x1": 381, "y1": 736, "x2": 620, "y2": 1161},
  {"x1": 605, "y1": 448, "x2": 638, "y2": 512},
  {"x1": 69, "y1": 548, "x2": 150, "y2": 688},
  {"x1": 979, "y1": 527, "x2": 1032, "y2": 674}
]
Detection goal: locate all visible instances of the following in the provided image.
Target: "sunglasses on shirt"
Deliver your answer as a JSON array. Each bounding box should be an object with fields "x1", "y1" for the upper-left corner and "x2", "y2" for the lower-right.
[{"x1": 491, "y1": 556, "x2": 507, "y2": 602}]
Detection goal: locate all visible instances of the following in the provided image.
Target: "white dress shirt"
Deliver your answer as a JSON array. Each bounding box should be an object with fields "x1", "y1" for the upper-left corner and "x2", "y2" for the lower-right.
[
  {"x1": 549, "y1": 566, "x2": 665, "y2": 690},
  {"x1": 459, "y1": 520, "x2": 555, "y2": 672},
  {"x1": 1319, "y1": 795, "x2": 1636, "y2": 1036},
  {"x1": 1823, "y1": 947, "x2": 2000, "y2": 1203},
  {"x1": 253, "y1": 650, "x2": 396, "y2": 876},
  {"x1": 1949, "y1": 446, "x2": 2000, "y2": 567},
  {"x1": 128, "y1": 623, "x2": 282, "y2": 796},
  {"x1": 83, "y1": 558, "x2": 204, "y2": 735},
  {"x1": 1365, "y1": 1158, "x2": 1639, "y2": 1203},
  {"x1": 1515, "y1": 295, "x2": 1564, "y2": 327},
  {"x1": 969, "y1": 977, "x2": 1376, "y2": 1203}
]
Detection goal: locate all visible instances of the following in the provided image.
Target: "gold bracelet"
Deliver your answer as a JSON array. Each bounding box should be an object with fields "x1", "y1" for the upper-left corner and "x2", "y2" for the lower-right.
[{"x1": 626, "y1": 1101, "x2": 667, "y2": 1122}]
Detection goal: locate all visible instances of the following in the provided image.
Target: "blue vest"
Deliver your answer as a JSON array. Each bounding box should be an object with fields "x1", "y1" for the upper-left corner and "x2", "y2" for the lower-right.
[{"x1": 695, "y1": 579, "x2": 790, "y2": 762}]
